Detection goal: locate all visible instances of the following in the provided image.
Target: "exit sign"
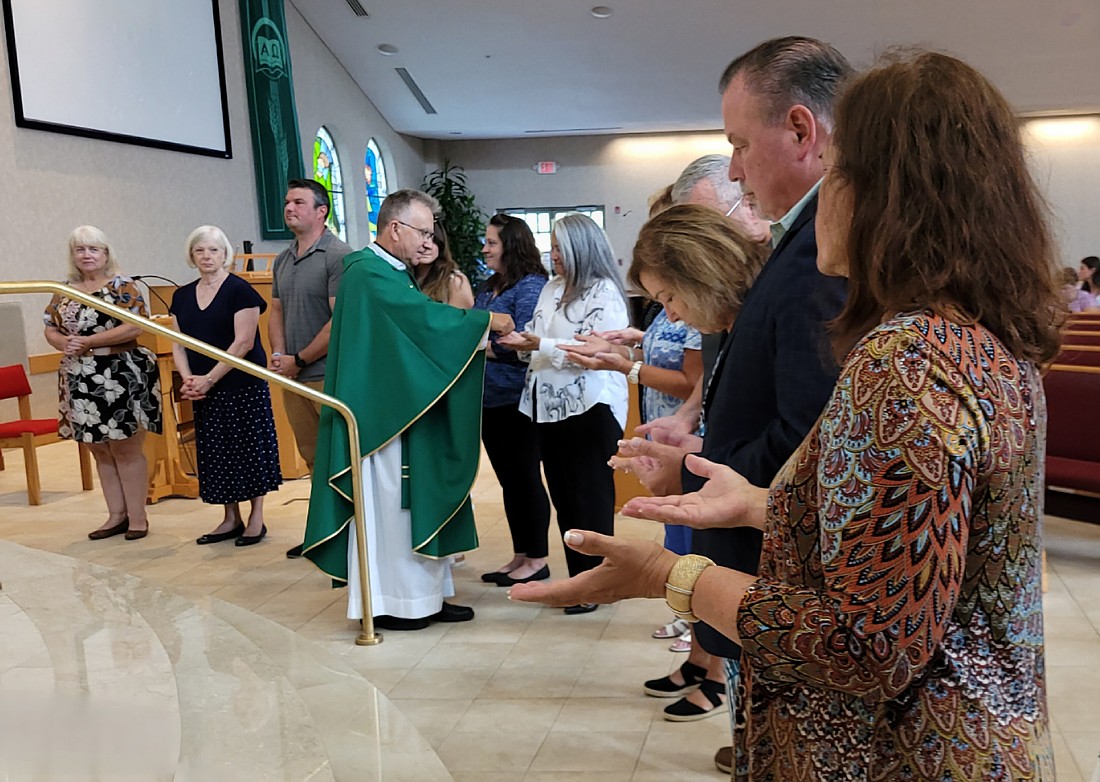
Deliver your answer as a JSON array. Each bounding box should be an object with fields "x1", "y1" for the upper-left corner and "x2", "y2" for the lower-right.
[{"x1": 536, "y1": 161, "x2": 558, "y2": 175}]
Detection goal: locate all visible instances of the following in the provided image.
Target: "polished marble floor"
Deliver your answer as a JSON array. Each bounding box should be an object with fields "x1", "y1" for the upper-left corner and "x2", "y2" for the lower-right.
[{"x1": 1, "y1": 441, "x2": 1098, "y2": 780}]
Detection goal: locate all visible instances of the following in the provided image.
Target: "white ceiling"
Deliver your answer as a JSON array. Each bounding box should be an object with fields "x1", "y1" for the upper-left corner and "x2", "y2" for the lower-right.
[{"x1": 289, "y1": 0, "x2": 1100, "y2": 141}]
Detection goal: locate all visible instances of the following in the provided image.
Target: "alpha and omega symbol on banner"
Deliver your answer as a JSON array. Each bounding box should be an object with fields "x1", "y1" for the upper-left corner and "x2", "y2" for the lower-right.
[{"x1": 251, "y1": 18, "x2": 287, "y2": 80}]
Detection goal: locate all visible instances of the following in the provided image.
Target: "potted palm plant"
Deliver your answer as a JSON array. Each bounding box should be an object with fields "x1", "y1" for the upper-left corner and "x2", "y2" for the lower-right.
[{"x1": 421, "y1": 160, "x2": 488, "y2": 283}]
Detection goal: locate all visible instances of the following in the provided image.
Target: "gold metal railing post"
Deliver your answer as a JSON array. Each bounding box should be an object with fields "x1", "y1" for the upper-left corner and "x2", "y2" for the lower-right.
[{"x1": 0, "y1": 281, "x2": 380, "y2": 645}]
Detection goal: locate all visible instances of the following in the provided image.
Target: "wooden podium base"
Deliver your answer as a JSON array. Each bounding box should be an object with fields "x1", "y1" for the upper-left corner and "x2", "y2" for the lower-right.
[{"x1": 141, "y1": 325, "x2": 200, "y2": 504}]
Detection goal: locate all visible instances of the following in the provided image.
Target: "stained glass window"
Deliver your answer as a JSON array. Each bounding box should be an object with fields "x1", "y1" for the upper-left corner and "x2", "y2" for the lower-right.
[
  {"x1": 313, "y1": 127, "x2": 346, "y2": 241},
  {"x1": 365, "y1": 139, "x2": 389, "y2": 241}
]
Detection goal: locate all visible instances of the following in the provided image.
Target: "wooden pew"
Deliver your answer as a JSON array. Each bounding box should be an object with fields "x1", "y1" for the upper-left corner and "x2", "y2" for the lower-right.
[{"x1": 1043, "y1": 362, "x2": 1100, "y2": 497}]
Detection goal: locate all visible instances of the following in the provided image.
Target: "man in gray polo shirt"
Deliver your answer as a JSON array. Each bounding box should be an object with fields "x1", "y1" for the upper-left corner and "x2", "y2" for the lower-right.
[{"x1": 269, "y1": 177, "x2": 353, "y2": 558}]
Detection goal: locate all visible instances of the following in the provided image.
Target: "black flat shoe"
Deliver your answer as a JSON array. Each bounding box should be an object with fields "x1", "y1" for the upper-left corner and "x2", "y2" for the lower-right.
[
  {"x1": 430, "y1": 602, "x2": 475, "y2": 622},
  {"x1": 286, "y1": 543, "x2": 304, "y2": 559},
  {"x1": 563, "y1": 603, "x2": 598, "y2": 615},
  {"x1": 124, "y1": 527, "x2": 148, "y2": 541},
  {"x1": 373, "y1": 614, "x2": 430, "y2": 631},
  {"x1": 496, "y1": 565, "x2": 550, "y2": 587},
  {"x1": 88, "y1": 518, "x2": 128, "y2": 540},
  {"x1": 235, "y1": 525, "x2": 267, "y2": 546},
  {"x1": 663, "y1": 678, "x2": 727, "y2": 721},
  {"x1": 480, "y1": 570, "x2": 512, "y2": 583},
  {"x1": 196, "y1": 523, "x2": 244, "y2": 545},
  {"x1": 643, "y1": 660, "x2": 707, "y2": 697}
]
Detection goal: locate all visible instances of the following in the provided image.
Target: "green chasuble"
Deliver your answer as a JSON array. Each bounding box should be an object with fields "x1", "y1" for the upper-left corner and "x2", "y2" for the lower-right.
[{"x1": 303, "y1": 245, "x2": 491, "y2": 583}]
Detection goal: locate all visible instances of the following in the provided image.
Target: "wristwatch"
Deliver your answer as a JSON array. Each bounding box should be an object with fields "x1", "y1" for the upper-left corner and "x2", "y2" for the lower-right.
[
  {"x1": 293, "y1": 353, "x2": 307, "y2": 369},
  {"x1": 665, "y1": 554, "x2": 715, "y2": 623},
  {"x1": 627, "y1": 360, "x2": 643, "y2": 385}
]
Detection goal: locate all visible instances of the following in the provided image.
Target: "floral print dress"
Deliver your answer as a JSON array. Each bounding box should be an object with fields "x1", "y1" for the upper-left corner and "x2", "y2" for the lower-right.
[
  {"x1": 43, "y1": 276, "x2": 162, "y2": 442},
  {"x1": 733, "y1": 311, "x2": 1053, "y2": 781}
]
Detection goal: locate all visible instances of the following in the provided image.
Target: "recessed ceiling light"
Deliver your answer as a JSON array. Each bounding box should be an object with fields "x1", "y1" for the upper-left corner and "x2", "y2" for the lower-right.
[
  {"x1": 590, "y1": 6, "x2": 613, "y2": 19},
  {"x1": 377, "y1": 44, "x2": 398, "y2": 56}
]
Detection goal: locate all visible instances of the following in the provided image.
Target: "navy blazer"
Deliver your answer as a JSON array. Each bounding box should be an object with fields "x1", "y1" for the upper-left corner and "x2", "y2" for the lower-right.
[{"x1": 688, "y1": 193, "x2": 847, "y2": 660}]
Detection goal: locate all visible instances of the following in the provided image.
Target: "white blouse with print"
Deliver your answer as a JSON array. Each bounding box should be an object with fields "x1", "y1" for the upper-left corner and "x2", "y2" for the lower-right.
[{"x1": 518, "y1": 275, "x2": 630, "y2": 428}]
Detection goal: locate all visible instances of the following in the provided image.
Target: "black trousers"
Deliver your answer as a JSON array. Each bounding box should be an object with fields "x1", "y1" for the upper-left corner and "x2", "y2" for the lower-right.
[
  {"x1": 481, "y1": 404, "x2": 551, "y2": 558},
  {"x1": 537, "y1": 403, "x2": 622, "y2": 577}
]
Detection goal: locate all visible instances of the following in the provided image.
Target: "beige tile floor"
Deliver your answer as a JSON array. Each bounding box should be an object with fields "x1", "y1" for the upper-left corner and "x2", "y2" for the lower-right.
[{"x1": 0, "y1": 441, "x2": 1098, "y2": 780}]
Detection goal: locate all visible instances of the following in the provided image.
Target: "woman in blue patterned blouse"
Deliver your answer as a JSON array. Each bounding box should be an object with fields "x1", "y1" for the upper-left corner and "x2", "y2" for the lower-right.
[{"x1": 475, "y1": 214, "x2": 551, "y2": 586}]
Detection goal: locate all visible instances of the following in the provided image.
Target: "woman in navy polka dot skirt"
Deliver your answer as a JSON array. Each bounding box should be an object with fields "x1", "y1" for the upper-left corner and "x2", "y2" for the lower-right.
[{"x1": 170, "y1": 226, "x2": 282, "y2": 546}]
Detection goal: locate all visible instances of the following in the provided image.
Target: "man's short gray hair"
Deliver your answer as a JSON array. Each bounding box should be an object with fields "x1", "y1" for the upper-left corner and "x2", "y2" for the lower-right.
[
  {"x1": 718, "y1": 36, "x2": 854, "y2": 131},
  {"x1": 377, "y1": 189, "x2": 441, "y2": 228},
  {"x1": 671, "y1": 154, "x2": 743, "y2": 212}
]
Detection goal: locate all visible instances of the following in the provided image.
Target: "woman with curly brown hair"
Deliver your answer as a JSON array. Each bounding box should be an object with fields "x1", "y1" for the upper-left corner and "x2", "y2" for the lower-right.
[{"x1": 513, "y1": 50, "x2": 1061, "y2": 781}]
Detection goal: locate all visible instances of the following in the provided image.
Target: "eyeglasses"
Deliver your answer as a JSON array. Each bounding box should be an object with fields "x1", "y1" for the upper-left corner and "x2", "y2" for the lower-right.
[
  {"x1": 395, "y1": 220, "x2": 434, "y2": 241},
  {"x1": 724, "y1": 196, "x2": 745, "y2": 217}
]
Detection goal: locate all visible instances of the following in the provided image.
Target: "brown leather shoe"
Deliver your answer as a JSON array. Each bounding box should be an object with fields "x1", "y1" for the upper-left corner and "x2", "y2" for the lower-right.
[
  {"x1": 88, "y1": 518, "x2": 128, "y2": 540},
  {"x1": 714, "y1": 745, "x2": 732, "y2": 774}
]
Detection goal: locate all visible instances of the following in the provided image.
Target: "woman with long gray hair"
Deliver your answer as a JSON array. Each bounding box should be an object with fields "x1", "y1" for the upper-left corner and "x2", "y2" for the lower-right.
[{"x1": 498, "y1": 213, "x2": 629, "y2": 614}]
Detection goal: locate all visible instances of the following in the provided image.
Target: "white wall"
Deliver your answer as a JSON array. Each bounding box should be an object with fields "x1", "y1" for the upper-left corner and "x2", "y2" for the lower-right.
[
  {"x1": 1022, "y1": 116, "x2": 1100, "y2": 268},
  {"x1": 441, "y1": 120, "x2": 1100, "y2": 277},
  {"x1": 0, "y1": 0, "x2": 425, "y2": 357},
  {"x1": 437, "y1": 132, "x2": 734, "y2": 273},
  {"x1": 287, "y1": 4, "x2": 425, "y2": 250}
]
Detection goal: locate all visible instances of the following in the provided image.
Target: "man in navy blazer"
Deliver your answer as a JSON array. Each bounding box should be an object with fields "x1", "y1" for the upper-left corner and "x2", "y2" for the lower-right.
[{"x1": 615, "y1": 37, "x2": 853, "y2": 772}]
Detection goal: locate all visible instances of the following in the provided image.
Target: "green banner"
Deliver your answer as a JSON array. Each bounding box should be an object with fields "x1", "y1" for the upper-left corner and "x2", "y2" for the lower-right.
[{"x1": 239, "y1": 0, "x2": 305, "y2": 240}]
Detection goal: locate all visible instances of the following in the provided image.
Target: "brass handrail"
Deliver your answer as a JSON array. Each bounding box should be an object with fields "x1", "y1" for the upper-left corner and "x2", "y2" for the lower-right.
[{"x1": 1, "y1": 280, "x2": 381, "y2": 646}]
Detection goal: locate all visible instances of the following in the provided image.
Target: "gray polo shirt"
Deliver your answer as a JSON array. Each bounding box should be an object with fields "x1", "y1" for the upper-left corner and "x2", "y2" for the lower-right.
[{"x1": 271, "y1": 230, "x2": 353, "y2": 381}]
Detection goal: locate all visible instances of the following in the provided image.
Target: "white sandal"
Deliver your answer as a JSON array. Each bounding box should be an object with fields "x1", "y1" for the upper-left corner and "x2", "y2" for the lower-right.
[
  {"x1": 669, "y1": 629, "x2": 692, "y2": 653},
  {"x1": 652, "y1": 617, "x2": 690, "y2": 639}
]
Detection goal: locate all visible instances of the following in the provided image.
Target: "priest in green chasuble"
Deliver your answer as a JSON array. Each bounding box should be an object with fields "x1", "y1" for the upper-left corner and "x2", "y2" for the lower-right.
[{"x1": 303, "y1": 189, "x2": 515, "y2": 631}]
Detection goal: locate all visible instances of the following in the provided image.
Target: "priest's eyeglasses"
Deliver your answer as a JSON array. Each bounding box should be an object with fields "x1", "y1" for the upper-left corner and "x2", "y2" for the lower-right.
[{"x1": 396, "y1": 220, "x2": 434, "y2": 241}]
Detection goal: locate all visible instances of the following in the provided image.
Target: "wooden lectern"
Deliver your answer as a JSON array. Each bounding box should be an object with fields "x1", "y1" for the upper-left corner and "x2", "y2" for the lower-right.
[{"x1": 139, "y1": 323, "x2": 200, "y2": 502}]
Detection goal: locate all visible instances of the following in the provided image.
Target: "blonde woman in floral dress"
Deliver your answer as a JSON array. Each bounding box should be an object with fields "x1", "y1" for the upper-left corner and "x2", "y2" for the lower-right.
[{"x1": 44, "y1": 226, "x2": 162, "y2": 540}]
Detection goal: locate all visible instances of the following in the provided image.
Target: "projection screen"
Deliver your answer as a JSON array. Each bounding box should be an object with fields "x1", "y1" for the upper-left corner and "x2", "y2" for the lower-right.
[{"x1": 2, "y1": 0, "x2": 232, "y2": 157}]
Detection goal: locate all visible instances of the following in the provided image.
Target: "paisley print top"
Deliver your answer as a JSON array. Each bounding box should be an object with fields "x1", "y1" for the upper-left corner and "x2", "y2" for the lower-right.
[
  {"x1": 43, "y1": 276, "x2": 163, "y2": 442},
  {"x1": 733, "y1": 311, "x2": 1053, "y2": 781}
]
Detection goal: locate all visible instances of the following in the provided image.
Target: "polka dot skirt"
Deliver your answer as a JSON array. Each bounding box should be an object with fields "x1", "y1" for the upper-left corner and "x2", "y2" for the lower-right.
[{"x1": 193, "y1": 382, "x2": 283, "y2": 504}]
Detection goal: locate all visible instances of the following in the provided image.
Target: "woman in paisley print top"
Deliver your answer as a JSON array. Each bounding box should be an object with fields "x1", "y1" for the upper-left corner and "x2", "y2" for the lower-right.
[
  {"x1": 44, "y1": 226, "x2": 162, "y2": 540},
  {"x1": 511, "y1": 52, "x2": 1063, "y2": 781}
]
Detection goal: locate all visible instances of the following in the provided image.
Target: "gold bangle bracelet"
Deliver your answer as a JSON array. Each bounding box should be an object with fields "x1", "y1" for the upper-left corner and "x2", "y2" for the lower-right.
[{"x1": 664, "y1": 554, "x2": 715, "y2": 623}]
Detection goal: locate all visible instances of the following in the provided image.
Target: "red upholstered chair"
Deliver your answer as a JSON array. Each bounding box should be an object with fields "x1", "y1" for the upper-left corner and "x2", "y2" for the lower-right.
[{"x1": 0, "y1": 363, "x2": 93, "y2": 505}]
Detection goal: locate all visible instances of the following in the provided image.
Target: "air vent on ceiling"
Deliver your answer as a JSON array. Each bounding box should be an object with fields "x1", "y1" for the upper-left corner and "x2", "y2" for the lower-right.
[
  {"x1": 395, "y1": 67, "x2": 437, "y2": 115},
  {"x1": 344, "y1": 0, "x2": 368, "y2": 17}
]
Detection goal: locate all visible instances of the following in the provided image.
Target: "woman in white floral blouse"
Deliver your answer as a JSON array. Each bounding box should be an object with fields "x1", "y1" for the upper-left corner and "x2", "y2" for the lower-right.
[
  {"x1": 498, "y1": 213, "x2": 629, "y2": 614},
  {"x1": 43, "y1": 226, "x2": 162, "y2": 541}
]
